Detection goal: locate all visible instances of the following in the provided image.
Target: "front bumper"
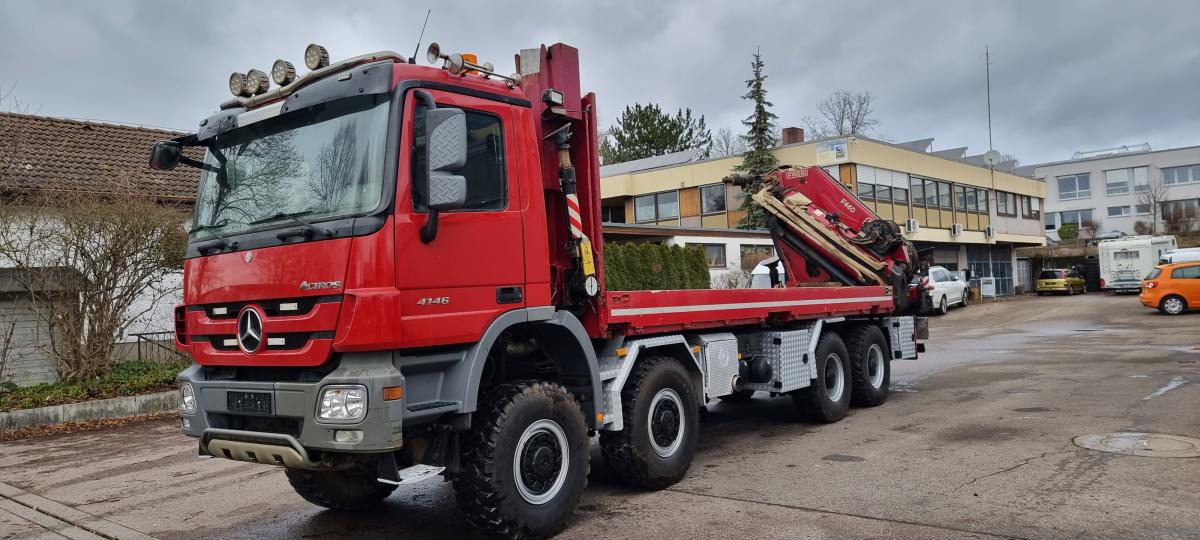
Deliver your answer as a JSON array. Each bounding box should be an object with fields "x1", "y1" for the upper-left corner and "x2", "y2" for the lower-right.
[{"x1": 178, "y1": 352, "x2": 405, "y2": 457}]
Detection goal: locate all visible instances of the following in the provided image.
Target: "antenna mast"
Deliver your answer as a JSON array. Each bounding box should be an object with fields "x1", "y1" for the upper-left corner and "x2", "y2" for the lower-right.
[
  {"x1": 411, "y1": 9, "x2": 432, "y2": 64},
  {"x1": 985, "y1": 45, "x2": 993, "y2": 151}
]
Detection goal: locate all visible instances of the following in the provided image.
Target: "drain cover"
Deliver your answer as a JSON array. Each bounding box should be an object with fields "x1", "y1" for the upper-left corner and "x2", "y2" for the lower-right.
[{"x1": 1074, "y1": 432, "x2": 1200, "y2": 458}]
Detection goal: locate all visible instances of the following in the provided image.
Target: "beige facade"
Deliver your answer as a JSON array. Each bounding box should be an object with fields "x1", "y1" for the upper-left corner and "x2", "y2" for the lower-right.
[{"x1": 600, "y1": 136, "x2": 1048, "y2": 295}]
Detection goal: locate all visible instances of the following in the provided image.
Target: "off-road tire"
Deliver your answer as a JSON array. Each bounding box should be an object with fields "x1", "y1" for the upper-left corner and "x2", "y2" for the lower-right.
[
  {"x1": 285, "y1": 464, "x2": 397, "y2": 511},
  {"x1": 718, "y1": 389, "x2": 755, "y2": 402},
  {"x1": 600, "y1": 356, "x2": 699, "y2": 490},
  {"x1": 792, "y1": 331, "x2": 852, "y2": 423},
  {"x1": 846, "y1": 324, "x2": 890, "y2": 407},
  {"x1": 1160, "y1": 295, "x2": 1187, "y2": 315},
  {"x1": 454, "y1": 381, "x2": 589, "y2": 539}
]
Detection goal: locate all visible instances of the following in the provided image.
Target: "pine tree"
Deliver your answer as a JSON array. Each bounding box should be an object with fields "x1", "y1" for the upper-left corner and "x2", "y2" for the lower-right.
[
  {"x1": 600, "y1": 103, "x2": 712, "y2": 165},
  {"x1": 733, "y1": 48, "x2": 779, "y2": 230}
]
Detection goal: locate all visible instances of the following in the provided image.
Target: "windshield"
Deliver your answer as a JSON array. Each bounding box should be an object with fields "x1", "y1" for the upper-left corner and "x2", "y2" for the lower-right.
[
  {"x1": 191, "y1": 95, "x2": 390, "y2": 240},
  {"x1": 1038, "y1": 270, "x2": 1065, "y2": 279}
]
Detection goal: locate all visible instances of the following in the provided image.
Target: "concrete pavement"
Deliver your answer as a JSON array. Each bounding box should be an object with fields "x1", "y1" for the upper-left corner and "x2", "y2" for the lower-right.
[{"x1": 1, "y1": 294, "x2": 1197, "y2": 539}]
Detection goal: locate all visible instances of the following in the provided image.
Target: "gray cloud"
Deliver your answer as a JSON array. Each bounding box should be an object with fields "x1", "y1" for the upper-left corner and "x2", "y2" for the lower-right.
[{"x1": 2, "y1": 0, "x2": 1198, "y2": 165}]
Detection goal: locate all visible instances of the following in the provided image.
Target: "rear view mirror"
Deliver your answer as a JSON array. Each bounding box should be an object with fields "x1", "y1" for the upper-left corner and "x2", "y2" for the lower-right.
[
  {"x1": 425, "y1": 108, "x2": 468, "y2": 211},
  {"x1": 148, "y1": 140, "x2": 183, "y2": 170}
]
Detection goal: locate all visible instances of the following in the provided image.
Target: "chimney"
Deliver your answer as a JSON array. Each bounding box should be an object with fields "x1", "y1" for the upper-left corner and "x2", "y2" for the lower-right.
[{"x1": 782, "y1": 127, "x2": 805, "y2": 145}]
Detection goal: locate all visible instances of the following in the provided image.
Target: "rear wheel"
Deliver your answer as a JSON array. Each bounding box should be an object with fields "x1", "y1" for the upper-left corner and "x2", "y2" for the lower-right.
[
  {"x1": 937, "y1": 295, "x2": 949, "y2": 315},
  {"x1": 847, "y1": 325, "x2": 890, "y2": 407},
  {"x1": 600, "y1": 356, "x2": 699, "y2": 489},
  {"x1": 455, "y1": 381, "x2": 589, "y2": 539},
  {"x1": 1160, "y1": 295, "x2": 1187, "y2": 315},
  {"x1": 285, "y1": 463, "x2": 397, "y2": 511},
  {"x1": 959, "y1": 289, "x2": 969, "y2": 307},
  {"x1": 792, "y1": 332, "x2": 852, "y2": 422}
]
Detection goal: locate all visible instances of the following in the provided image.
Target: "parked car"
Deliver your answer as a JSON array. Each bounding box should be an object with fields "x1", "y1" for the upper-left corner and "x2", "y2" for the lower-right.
[
  {"x1": 1035, "y1": 269, "x2": 1086, "y2": 295},
  {"x1": 1161, "y1": 247, "x2": 1200, "y2": 265},
  {"x1": 748, "y1": 256, "x2": 785, "y2": 288},
  {"x1": 1140, "y1": 262, "x2": 1200, "y2": 315},
  {"x1": 922, "y1": 266, "x2": 969, "y2": 315}
]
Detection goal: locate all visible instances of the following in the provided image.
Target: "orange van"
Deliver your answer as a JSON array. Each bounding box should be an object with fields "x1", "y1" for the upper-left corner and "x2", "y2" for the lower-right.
[{"x1": 1140, "y1": 262, "x2": 1200, "y2": 315}]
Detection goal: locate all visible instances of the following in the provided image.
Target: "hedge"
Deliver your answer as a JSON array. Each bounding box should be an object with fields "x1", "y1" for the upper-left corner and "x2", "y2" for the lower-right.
[{"x1": 603, "y1": 242, "x2": 711, "y2": 290}]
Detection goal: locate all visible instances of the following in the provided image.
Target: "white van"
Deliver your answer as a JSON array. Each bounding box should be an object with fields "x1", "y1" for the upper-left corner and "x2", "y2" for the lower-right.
[
  {"x1": 748, "y1": 256, "x2": 785, "y2": 288},
  {"x1": 1098, "y1": 235, "x2": 1177, "y2": 293},
  {"x1": 1161, "y1": 247, "x2": 1200, "y2": 264}
]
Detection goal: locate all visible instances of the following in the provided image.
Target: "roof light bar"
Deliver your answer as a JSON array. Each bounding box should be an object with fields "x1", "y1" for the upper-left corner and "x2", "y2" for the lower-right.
[
  {"x1": 271, "y1": 59, "x2": 297, "y2": 86},
  {"x1": 244, "y1": 69, "x2": 270, "y2": 95},
  {"x1": 228, "y1": 72, "x2": 249, "y2": 97}
]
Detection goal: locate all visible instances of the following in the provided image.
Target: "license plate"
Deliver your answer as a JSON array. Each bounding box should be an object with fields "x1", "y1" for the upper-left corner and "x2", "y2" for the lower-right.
[{"x1": 227, "y1": 391, "x2": 272, "y2": 414}]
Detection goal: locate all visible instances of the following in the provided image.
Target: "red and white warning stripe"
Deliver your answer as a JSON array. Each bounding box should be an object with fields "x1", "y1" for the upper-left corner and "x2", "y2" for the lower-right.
[{"x1": 566, "y1": 193, "x2": 584, "y2": 239}]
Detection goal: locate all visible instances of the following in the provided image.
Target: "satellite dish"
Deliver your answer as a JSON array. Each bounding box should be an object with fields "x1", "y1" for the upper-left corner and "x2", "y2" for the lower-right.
[{"x1": 984, "y1": 150, "x2": 1002, "y2": 166}]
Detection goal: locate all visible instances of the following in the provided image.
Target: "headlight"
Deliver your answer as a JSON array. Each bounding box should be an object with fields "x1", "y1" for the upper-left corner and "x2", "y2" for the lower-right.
[
  {"x1": 180, "y1": 382, "x2": 197, "y2": 415},
  {"x1": 317, "y1": 385, "x2": 367, "y2": 423}
]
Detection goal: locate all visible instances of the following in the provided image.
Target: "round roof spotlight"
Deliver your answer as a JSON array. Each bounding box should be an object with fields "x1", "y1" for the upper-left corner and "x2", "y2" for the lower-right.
[
  {"x1": 447, "y1": 53, "x2": 465, "y2": 75},
  {"x1": 482, "y1": 62, "x2": 494, "y2": 72},
  {"x1": 304, "y1": 43, "x2": 330, "y2": 70},
  {"x1": 244, "y1": 69, "x2": 270, "y2": 95},
  {"x1": 228, "y1": 72, "x2": 250, "y2": 97},
  {"x1": 426, "y1": 42, "x2": 442, "y2": 64},
  {"x1": 271, "y1": 59, "x2": 297, "y2": 86}
]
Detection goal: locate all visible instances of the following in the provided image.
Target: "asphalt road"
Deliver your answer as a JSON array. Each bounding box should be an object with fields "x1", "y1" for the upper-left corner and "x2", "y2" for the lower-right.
[{"x1": 2, "y1": 293, "x2": 1198, "y2": 539}]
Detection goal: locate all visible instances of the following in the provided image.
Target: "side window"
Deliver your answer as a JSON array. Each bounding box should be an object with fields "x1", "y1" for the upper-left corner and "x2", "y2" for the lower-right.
[
  {"x1": 1172, "y1": 266, "x2": 1200, "y2": 279},
  {"x1": 412, "y1": 106, "x2": 507, "y2": 211}
]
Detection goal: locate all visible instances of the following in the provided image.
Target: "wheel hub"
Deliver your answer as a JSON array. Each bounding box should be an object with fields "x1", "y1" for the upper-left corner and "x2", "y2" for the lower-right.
[
  {"x1": 825, "y1": 353, "x2": 845, "y2": 402},
  {"x1": 647, "y1": 388, "x2": 686, "y2": 458},
  {"x1": 652, "y1": 401, "x2": 680, "y2": 447},
  {"x1": 513, "y1": 419, "x2": 569, "y2": 505}
]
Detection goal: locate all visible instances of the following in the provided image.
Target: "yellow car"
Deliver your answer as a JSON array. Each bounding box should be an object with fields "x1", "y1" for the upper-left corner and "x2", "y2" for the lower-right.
[{"x1": 1036, "y1": 269, "x2": 1086, "y2": 295}]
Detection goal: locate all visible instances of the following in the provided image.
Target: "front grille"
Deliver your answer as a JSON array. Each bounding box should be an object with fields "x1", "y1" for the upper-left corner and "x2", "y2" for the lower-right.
[
  {"x1": 194, "y1": 331, "x2": 334, "y2": 352},
  {"x1": 188, "y1": 295, "x2": 341, "y2": 320},
  {"x1": 207, "y1": 412, "x2": 303, "y2": 438}
]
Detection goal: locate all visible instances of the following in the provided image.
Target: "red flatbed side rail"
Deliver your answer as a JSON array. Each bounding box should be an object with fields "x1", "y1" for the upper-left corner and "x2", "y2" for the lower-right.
[{"x1": 604, "y1": 286, "x2": 894, "y2": 336}]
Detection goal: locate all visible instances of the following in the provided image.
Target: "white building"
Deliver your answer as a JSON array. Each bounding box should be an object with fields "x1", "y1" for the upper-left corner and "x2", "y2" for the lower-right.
[{"x1": 1029, "y1": 144, "x2": 1200, "y2": 238}]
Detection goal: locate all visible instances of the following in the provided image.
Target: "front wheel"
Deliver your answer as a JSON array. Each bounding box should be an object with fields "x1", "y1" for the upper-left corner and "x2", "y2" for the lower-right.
[
  {"x1": 937, "y1": 295, "x2": 949, "y2": 315},
  {"x1": 455, "y1": 381, "x2": 589, "y2": 539},
  {"x1": 285, "y1": 463, "x2": 397, "y2": 511},
  {"x1": 959, "y1": 290, "x2": 969, "y2": 308},
  {"x1": 792, "y1": 332, "x2": 852, "y2": 422},
  {"x1": 600, "y1": 356, "x2": 699, "y2": 490}
]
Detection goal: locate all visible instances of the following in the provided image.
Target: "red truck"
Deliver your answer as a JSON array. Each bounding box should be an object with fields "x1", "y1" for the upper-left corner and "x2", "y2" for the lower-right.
[{"x1": 149, "y1": 41, "x2": 927, "y2": 538}]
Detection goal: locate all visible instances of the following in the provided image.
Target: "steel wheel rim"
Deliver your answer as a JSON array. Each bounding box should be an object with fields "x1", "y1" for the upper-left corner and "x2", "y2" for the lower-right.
[
  {"x1": 1164, "y1": 298, "x2": 1184, "y2": 314},
  {"x1": 866, "y1": 344, "x2": 885, "y2": 388},
  {"x1": 513, "y1": 419, "x2": 569, "y2": 505},
  {"x1": 940, "y1": 297, "x2": 948, "y2": 314},
  {"x1": 647, "y1": 388, "x2": 685, "y2": 458},
  {"x1": 825, "y1": 353, "x2": 845, "y2": 402}
]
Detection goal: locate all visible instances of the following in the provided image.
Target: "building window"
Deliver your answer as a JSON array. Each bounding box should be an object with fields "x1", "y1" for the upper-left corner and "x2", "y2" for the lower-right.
[
  {"x1": 1162, "y1": 164, "x2": 1200, "y2": 185},
  {"x1": 1045, "y1": 212, "x2": 1056, "y2": 230},
  {"x1": 1104, "y1": 166, "x2": 1148, "y2": 195},
  {"x1": 602, "y1": 204, "x2": 626, "y2": 223},
  {"x1": 996, "y1": 191, "x2": 1017, "y2": 216},
  {"x1": 876, "y1": 184, "x2": 892, "y2": 201},
  {"x1": 954, "y1": 185, "x2": 967, "y2": 210},
  {"x1": 739, "y1": 245, "x2": 774, "y2": 270},
  {"x1": 1059, "y1": 209, "x2": 1093, "y2": 226},
  {"x1": 857, "y1": 181, "x2": 875, "y2": 199},
  {"x1": 1135, "y1": 203, "x2": 1151, "y2": 215},
  {"x1": 1057, "y1": 173, "x2": 1091, "y2": 200},
  {"x1": 1107, "y1": 205, "x2": 1131, "y2": 218},
  {"x1": 924, "y1": 179, "x2": 938, "y2": 207},
  {"x1": 701, "y1": 244, "x2": 727, "y2": 268},
  {"x1": 1162, "y1": 199, "x2": 1199, "y2": 220},
  {"x1": 937, "y1": 181, "x2": 952, "y2": 208},
  {"x1": 700, "y1": 184, "x2": 726, "y2": 214},
  {"x1": 966, "y1": 189, "x2": 978, "y2": 212},
  {"x1": 910, "y1": 177, "x2": 925, "y2": 206},
  {"x1": 1020, "y1": 195, "x2": 1040, "y2": 219},
  {"x1": 892, "y1": 186, "x2": 909, "y2": 204},
  {"x1": 1132, "y1": 166, "x2": 1149, "y2": 192},
  {"x1": 976, "y1": 189, "x2": 989, "y2": 213},
  {"x1": 634, "y1": 191, "x2": 679, "y2": 222}
]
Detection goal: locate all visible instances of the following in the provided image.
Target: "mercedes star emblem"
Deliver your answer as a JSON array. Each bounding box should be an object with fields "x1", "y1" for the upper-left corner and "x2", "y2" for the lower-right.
[{"x1": 237, "y1": 307, "x2": 264, "y2": 354}]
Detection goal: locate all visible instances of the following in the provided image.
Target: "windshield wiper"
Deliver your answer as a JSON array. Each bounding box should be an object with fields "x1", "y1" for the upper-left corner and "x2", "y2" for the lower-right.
[
  {"x1": 190, "y1": 220, "x2": 238, "y2": 253},
  {"x1": 251, "y1": 210, "x2": 331, "y2": 240}
]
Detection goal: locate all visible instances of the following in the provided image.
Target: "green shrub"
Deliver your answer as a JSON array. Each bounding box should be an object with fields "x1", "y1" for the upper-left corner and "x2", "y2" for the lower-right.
[
  {"x1": 0, "y1": 358, "x2": 189, "y2": 412},
  {"x1": 1058, "y1": 223, "x2": 1079, "y2": 240},
  {"x1": 603, "y1": 242, "x2": 712, "y2": 290}
]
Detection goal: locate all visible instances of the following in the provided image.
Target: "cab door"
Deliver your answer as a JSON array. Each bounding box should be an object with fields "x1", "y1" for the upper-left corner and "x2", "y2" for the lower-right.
[{"x1": 394, "y1": 89, "x2": 526, "y2": 347}]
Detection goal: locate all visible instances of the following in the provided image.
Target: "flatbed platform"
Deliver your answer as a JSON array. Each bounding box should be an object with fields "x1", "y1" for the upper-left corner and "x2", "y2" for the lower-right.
[{"x1": 604, "y1": 286, "x2": 895, "y2": 336}]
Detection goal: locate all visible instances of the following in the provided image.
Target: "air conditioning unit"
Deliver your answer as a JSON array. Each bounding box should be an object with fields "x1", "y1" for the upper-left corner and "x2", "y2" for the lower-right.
[
  {"x1": 985, "y1": 226, "x2": 995, "y2": 238},
  {"x1": 905, "y1": 218, "x2": 920, "y2": 233},
  {"x1": 950, "y1": 223, "x2": 963, "y2": 236}
]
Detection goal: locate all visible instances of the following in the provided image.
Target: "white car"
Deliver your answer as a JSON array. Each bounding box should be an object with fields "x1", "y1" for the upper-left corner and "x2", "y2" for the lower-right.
[{"x1": 923, "y1": 266, "x2": 969, "y2": 315}]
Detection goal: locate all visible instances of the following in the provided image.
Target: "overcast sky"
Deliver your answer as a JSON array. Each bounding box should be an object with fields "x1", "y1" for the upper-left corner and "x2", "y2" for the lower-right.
[{"x1": 2, "y1": 0, "x2": 1197, "y2": 165}]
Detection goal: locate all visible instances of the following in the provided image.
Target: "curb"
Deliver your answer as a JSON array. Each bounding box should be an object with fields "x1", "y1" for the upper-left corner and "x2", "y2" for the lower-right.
[{"x1": 0, "y1": 390, "x2": 177, "y2": 432}]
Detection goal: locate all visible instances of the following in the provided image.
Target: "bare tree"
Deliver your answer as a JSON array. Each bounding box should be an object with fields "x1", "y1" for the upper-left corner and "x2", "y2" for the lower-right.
[
  {"x1": 0, "y1": 191, "x2": 187, "y2": 378},
  {"x1": 1163, "y1": 203, "x2": 1197, "y2": 235},
  {"x1": 710, "y1": 127, "x2": 747, "y2": 158},
  {"x1": 1080, "y1": 218, "x2": 1102, "y2": 240},
  {"x1": 308, "y1": 123, "x2": 359, "y2": 211},
  {"x1": 803, "y1": 90, "x2": 879, "y2": 138},
  {"x1": 1137, "y1": 170, "x2": 1171, "y2": 235}
]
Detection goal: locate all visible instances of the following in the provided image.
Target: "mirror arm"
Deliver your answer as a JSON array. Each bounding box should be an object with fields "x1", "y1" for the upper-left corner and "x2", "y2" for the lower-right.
[{"x1": 420, "y1": 209, "x2": 439, "y2": 244}]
